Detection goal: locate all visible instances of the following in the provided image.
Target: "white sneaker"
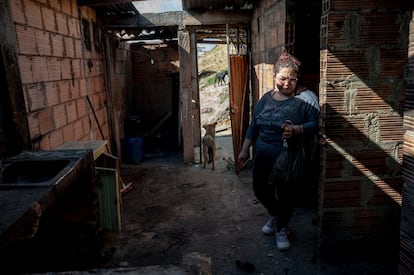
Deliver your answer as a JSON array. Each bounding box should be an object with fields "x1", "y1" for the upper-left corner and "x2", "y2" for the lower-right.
[
  {"x1": 276, "y1": 228, "x2": 290, "y2": 251},
  {"x1": 262, "y1": 216, "x2": 276, "y2": 235}
]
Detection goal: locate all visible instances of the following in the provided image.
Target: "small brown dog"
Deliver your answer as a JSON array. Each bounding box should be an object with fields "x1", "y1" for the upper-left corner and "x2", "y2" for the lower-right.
[{"x1": 202, "y1": 122, "x2": 217, "y2": 170}]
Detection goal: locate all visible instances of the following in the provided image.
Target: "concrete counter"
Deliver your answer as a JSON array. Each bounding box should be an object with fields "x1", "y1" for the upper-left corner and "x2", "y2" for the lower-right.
[{"x1": 0, "y1": 149, "x2": 95, "y2": 247}]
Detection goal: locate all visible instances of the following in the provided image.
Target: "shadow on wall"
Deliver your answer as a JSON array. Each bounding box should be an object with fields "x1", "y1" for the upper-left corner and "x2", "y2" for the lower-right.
[{"x1": 319, "y1": 102, "x2": 403, "y2": 263}]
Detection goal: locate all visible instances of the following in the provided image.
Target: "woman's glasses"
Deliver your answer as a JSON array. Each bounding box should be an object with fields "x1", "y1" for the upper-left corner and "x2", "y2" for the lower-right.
[{"x1": 277, "y1": 76, "x2": 298, "y2": 84}]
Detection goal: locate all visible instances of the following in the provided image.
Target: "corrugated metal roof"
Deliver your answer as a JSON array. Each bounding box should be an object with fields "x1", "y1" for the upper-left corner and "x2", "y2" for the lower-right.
[
  {"x1": 79, "y1": 1, "x2": 139, "y2": 16},
  {"x1": 95, "y1": 2, "x2": 138, "y2": 16},
  {"x1": 182, "y1": 0, "x2": 253, "y2": 10}
]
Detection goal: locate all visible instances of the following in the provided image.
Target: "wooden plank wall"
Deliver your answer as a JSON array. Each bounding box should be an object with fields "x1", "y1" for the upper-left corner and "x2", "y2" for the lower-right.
[{"x1": 399, "y1": 9, "x2": 414, "y2": 275}]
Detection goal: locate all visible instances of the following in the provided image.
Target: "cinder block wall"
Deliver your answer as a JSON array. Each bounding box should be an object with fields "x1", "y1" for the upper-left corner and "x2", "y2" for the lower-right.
[
  {"x1": 11, "y1": 0, "x2": 110, "y2": 149},
  {"x1": 319, "y1": 0, "x2": 412, "y2": 259},
  {"x1": 400, "y1": 9, "x2": 414, "y2": 275}
]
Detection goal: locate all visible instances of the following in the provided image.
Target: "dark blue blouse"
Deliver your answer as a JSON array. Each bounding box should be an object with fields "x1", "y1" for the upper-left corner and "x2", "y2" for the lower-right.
[{"x1": 245, "y1": 90, "x2": 320, "y2": 159}]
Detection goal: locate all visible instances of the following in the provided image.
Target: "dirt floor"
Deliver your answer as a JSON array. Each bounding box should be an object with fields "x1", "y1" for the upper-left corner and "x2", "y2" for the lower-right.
[{"x1": 97, "y1": 135, "x2": 398, "y2": 275}]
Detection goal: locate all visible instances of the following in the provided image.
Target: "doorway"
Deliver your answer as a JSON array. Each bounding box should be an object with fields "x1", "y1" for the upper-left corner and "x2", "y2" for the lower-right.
[{"x1": 196, "y1": 26, "x2": 250, "y2": 169}]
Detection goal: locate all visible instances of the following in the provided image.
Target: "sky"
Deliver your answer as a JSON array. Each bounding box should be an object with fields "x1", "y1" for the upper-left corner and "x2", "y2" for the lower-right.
[{"x1": 133, "y1": 0, "x2": 183, "y2": 13}]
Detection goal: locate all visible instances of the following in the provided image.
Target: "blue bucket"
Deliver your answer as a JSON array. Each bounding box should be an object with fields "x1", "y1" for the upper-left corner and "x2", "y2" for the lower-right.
[{"x1": 124, "y1": 136, "x2": 144, "y2": 164}]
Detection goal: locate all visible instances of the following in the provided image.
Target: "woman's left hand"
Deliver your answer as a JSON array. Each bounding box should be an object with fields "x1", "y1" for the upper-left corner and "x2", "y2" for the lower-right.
[
  {"x1": 282, "y1": 123, "x2": 293, "y2": 139},
  {"x1": 281, "y1": 123, "x2": 302, "y2": 139}
]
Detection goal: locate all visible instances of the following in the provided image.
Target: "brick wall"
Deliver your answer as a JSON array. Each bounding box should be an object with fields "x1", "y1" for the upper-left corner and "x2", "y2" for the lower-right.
[
  {"x1": 130, "y1": 42, "x2": 179, "y2": 132},
  {"x1": 11, "y1": 0, "x2": 110, "y2": 150},
  {"x1": 319, "y1": 0, "x2": 412, "y2": 259},
  {"x1": 250, "y1": 0, "x2": 285, "y2": 105}
]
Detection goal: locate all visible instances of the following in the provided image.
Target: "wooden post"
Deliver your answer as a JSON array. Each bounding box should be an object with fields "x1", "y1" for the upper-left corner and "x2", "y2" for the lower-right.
[
  {"x1": 178, "y1": 29, "x2": 195, "y2": 163},
  {"x1": 190, "y1": 29, "x2": 201, "y2": 161},
  {"x1": 102, "y1": 33, "x2": 122, "y2": 159},
  {"x1": 0, "y1": 0, "x2": 31, "y2": 153}
]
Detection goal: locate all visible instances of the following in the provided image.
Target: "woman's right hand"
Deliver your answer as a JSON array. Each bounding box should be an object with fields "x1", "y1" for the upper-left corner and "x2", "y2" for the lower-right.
[{"x1": 238, "y1": 149, "x2": 249, "y2": 170}]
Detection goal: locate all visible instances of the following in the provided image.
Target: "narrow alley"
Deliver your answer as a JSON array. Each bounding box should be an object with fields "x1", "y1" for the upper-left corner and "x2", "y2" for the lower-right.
[{"x1": 97, "y1": 135, "x2": 397, "y2": 275}]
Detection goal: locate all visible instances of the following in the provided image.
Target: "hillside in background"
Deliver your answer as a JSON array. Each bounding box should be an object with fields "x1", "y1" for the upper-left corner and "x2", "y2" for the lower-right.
[
  {"x1": 197, "y1": 44, "x2": 231, "y2": 135},
  {"x1": 198, "y1": 44, "x2": 228, "y2": 73}
]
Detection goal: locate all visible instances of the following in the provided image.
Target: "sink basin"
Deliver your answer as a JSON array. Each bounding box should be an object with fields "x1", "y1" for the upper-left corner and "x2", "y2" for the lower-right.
[{"x1": 1, "y1": 159, "x2": 71, "y2": 187}]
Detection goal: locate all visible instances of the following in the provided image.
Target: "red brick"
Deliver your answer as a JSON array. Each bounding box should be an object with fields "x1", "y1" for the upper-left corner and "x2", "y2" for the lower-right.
[
  {"x1": 63, "y1": 123, "x2": 75, "y2": 142},
  {"x1": 56, "y1": 12, "x2": 68, "y2": 35},
  {"x1": 74, "y1": 39, "x2": 82, "y2": 58},
  {"x1": 51, "y1": 33, "x2": 64, "y2": 57},
  {"x1": 18, "y1": 55, "x2": 33, "y2": 84},
  {"x1": 26, "y1": 83, "x2": 47, "y2": 111},
  {"x1": 90, "y1": 93, "x2": 99, "y2": 109},
  {"x1": 67, "y1": 17, "x2": 80, "y2": 39},
  {"x1": 74, "y1": 118, "x2": 85, "y2": 140},
  {"x1": 47, "y1": 57, "x2": 62, "y2": 81},
  {"x1": 45, "y1": 82, "x2": 59, "y2": 106},
  {"x1": 71, "y1": 79, "x2": 80, "y2": 98},
  {"x1": 53, "y1": 104, "x2": 67, "y2": 128},
  {"x1": 71, "y1": 0, "x2": 78, "y2": 19},
  {"x1": 64, "y1": 36, "x2": 75, "y2": 57},
  {"x1": 49, "y1": 129, "x2": 64, "y2": 148},
  {"x1": 49, "y1": 0, "x2": 61, "y2": 12},
  {"x1": 72, "y1": 59, "x2": 82, "y2": 78},
  {"x1": 16, "y1": 25, "x2": 37, "y2": 55},
  {"x1": 61, "y1": 0, "x2": 72, "y2": 16},
  {"x1": 35, "y1": 29, "x2": 51, "y2": 56},
  {"x1": 88, "y1": 78, "x2": 96, "y2": 95},
  {"x1": 76, "y1": 98, "x2": 87, "y2": 118},
  {"x1": 70, "y1": 79, "x2": 80, "y2": 99},
  {"x1": 59, "y1": 80, "x2": 71, "y2": 103},
  {"x1": 60, "y1": 58, "x2": 72, "y2": 80},
  {"x1": 25, "y1": 0, "x2": 43, "y2": 29},
  {"x1": 38, "y1": 108, "x2": 54, "y2": 134},
  {"x1": 95, "y1": 75, "x2": 104, "y2": 92},
  {"x1": 41, "y1": 6, "x2": 56, "y2": 32},
  {"x1": 11, "y1": 0, "x2": 26, "y2": 24},
  {"x1": 79, "y1": 78, "x2": 87, "y2": 96},
  {"x1": 66, "y1": 101, "x2": 77, "y2": 122}
]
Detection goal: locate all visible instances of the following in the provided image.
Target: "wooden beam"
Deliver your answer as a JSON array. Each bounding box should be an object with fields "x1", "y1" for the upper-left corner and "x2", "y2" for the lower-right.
[
  {"x1": 0, "y1": 0, "x2": 31, "y2": 151},
  {"x1": 178, "y1": 30, "x2": 194, "y2": 163},
  {"x1": 104, "y1": 10, "x2": 252, "y2": 29},
  {"x1": 191, "y1": 30, "x2": 201, "y2": 150},
  {"x1": 102, "y1": 33, "x2": 122, "y2": 158}
]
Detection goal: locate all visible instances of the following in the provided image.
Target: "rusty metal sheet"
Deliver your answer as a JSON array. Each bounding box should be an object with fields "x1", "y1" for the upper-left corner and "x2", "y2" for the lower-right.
[{"x1": 229, "y1": 54, "x2": 249, "y2": 173}]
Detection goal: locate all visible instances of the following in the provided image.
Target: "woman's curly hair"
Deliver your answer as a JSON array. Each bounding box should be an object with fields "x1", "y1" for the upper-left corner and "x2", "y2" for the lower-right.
[{"x1": 274, "y1": 47, "x2": 301, "y2": 74}]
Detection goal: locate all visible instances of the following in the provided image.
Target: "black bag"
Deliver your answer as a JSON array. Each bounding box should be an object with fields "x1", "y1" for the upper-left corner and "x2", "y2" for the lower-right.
[{"x1": 269, "y1": 138, "x2": 306, "y2": 183}]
